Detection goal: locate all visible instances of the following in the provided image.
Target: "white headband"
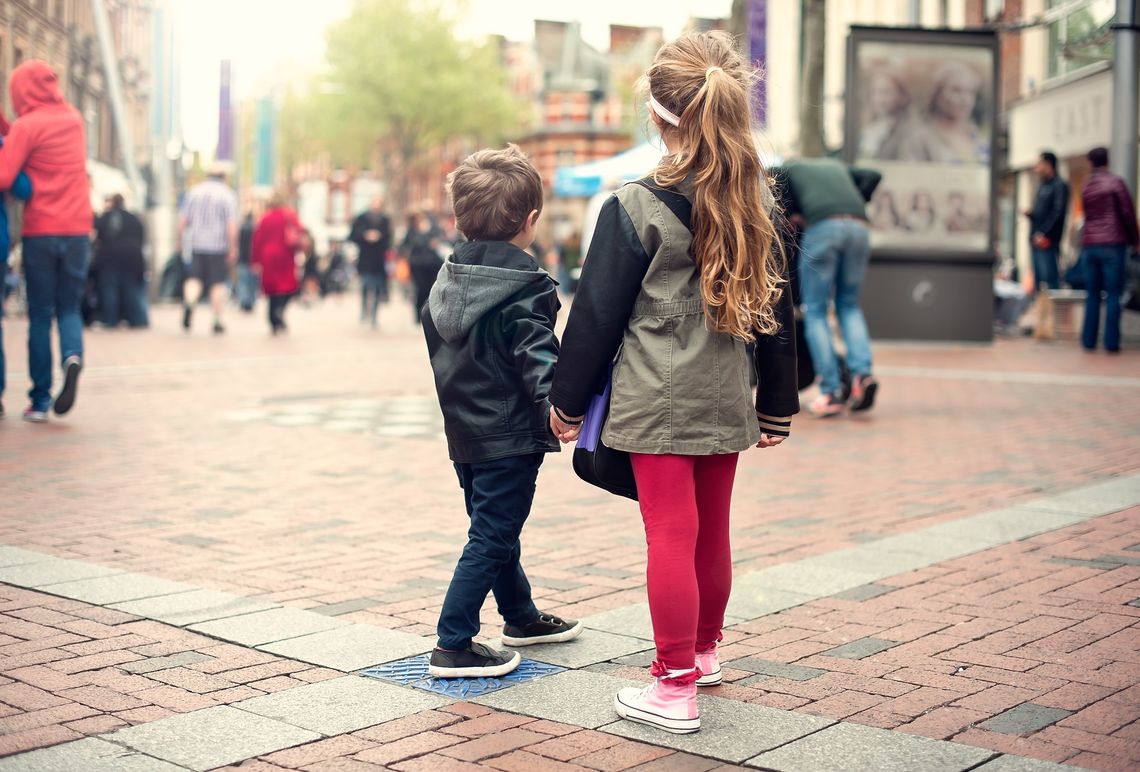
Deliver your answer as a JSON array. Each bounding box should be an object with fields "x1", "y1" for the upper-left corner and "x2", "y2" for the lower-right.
[{"x1": 648, "y1": 94, "x2": 681, "y2": 127}]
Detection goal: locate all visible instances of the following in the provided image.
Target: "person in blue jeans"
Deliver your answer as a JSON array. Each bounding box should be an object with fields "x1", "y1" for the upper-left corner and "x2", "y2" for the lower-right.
[
  {"x1": 1025, "y1": 151, "x2": 1069, "y2": 292},
  {"x1": 0, "y1": 61, "x2": 94, "y2": 422},
  {"x1": 1079, "y1": 147, "x2": 1139, "y2": 353},
  {"x1": 422, "y1": 146, "x2": 582, "y2": 678},
  {"x1": 775, "y1": 158, "x2": 882, "y2": 417},
  {"x1": 0, "y1": 129, "x2": 33, "y2": 420}
]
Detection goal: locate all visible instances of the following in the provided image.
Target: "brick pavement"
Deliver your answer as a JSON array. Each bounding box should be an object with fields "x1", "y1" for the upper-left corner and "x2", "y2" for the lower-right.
[{"x1": 1, "y1": 299, "x2": 1139, "y2": 769}]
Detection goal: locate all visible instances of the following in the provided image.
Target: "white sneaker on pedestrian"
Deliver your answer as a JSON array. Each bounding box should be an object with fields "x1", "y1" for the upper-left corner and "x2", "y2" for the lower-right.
[
  {"x1": 613, "y1": 664, "x2": 700, "y2": 734},
  {"x1": 22, "y1": 407, "x2": 48, "y2": 423},
  {"x1": 52, "y1": 355, "x2": 82, "y2": 416}
]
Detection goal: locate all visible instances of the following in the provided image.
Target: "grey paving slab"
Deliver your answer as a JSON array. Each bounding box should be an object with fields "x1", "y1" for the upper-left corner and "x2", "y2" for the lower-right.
[
  {"x1": 809, "y1": 547, "x2": 936, "y2": 577},
  {"x1": 980, "y1": 703, "x2": 1073, "y2": 735},
  {"x1": 0, "y1": 546, "x2": 53, "y2": 569},
  {"x1": 37, "y1": 572, "x2": 196, "y2": 606},
  {"x1": 971, "y1": 755, "x2": 1080, "y2": 772},
  {"x1": 474, "y1": 670, "x2": 642, "y2": 728},
  {"x1": 742, "y1": 561, "x2": 881, "y2": 599},
  {"x1": 189, "y1": 607, "x2": 349, "y2": 646},
  {"x1": 867, "y1": 531, "x2": 995, "y2": 561},
  {"x1": 724, "y1": 581, "x2": 814, "y2": 620},
  {"x1": 919, "y1": 509, "x2": 1083, "y2": 549},
  {"x1": 309, "y1": 598, "x2": 381, "y2": 616},
  {"x1": 0, "y1": 737, "x2": 186, "y2": 772},
  {"x1": 0, "y1": 558, "x2": 123, "y2": 588},
  {"x1": 111, "y1": 705, "x2": 318, "y2": 771},
  {"x1": 725, "y1": 657, "x2": 826, "y2": 681},
  {"x1": 582, "y1": 603, "x2": 655, "y2": 640},
  {"x1": 1023, "y1": 475, "x2": 1140, "y2": 517},
  {"x1": 747, "y1": 721, "x2": 994, "y2": 771},
  {"x1": 110, "y1": 589, "x2": 279, "y2": 626},
  {"x1": 832, "y1": 583, "x2": 898, "y2": 602},
  {"x1": 496, "y1": 629, "x2": 652, "y2": 668},
  {"x1": 822, "y1": 637, "x2": 899, "y2": 660},
  {"x1": 604, "y1": 692, "x2": 832, "y2": 763},
  {"x1": 258, "y1": 623, "x2": 432, "y2": 671},
  {"x1": 235, "y1": 675, "x2": 449, "y2": 735}
]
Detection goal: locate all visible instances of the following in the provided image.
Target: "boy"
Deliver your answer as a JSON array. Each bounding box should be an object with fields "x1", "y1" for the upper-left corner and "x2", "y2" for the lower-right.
[{"x1": 423, "y1": 144, "x2": 582, "y2": 678}]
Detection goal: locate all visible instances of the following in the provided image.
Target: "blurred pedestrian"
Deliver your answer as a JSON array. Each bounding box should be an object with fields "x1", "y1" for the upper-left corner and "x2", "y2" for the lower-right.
[
  {"x1": 401, "y1": 211, "x2": 443, "y2": 324},
  {"x1": 322, "y1": 239, "x2": 349, "y2": 297},
  {"x1": 1079, "y1": 147, "x2": 1139, "y2": 353},
  {"x1": 422, "y1": 145, "x2": 579, "y2": 680},
  {"x1": 180, "y1": 163, "x2": 238, "y2": 334},
  {"x1": 236, "y1": 208, "x2": 258, "y2": 312},
  {"x1": 0, "y1": 60, "x2": 92, "y2": 423},
  {"x1": 349, "y1": 196, "x2": 391, "y2": 328},
  {"x1": 251, "y1": 192, "x2": 301, "y2": 335},
  {"x1": 549, "y1": 31, "x2": 797, "y2": 735},
  {"x1": 0, "y1": 111, "x2": 33, "y2": 420},
  {"x1": 1024, "y1": 151, "x2": 1069, "y2": 291},
  {"x1": 93, "y1": 194, "x2": 148, "y2": 328},
  {"x1": 775, "y1": 157, "x2": 882, "y2": 417},
  {"x1": 299, "y1": 230, "x2": 321, "y2": 305}
]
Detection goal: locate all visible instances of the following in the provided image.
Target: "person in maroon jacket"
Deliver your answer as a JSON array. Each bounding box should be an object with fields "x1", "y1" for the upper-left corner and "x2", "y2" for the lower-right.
[
  {"x1": 1080, "y1": 147, "x2": 1140, "y2": 353},
  {"x1": 0, "y1": 61, "x2": 92, "y2": 422}
]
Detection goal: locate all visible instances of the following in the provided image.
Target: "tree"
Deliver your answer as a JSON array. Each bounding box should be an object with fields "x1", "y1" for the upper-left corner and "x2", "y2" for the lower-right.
[
  {"x1": 799, "y1": 0, "x2": 827, "y2": 157},
  {"x1": 286, "y1": 0, "x2": 521, "y2": 211}
]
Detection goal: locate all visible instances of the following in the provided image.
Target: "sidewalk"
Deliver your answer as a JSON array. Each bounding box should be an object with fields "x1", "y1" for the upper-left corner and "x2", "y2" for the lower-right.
[{"x1": 1, "y1": 299, "x2": 1138, "y2": 770}]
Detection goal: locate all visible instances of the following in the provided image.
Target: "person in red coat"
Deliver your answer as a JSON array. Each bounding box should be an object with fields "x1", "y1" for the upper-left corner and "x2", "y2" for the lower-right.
[{"x1": 251, "y1": 193, "x2": 301, "y2": 334}]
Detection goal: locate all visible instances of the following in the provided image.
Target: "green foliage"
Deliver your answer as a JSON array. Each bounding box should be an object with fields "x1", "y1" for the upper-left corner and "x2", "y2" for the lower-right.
[{"x1": 281, "y1": 0, "x2": 521, "y2": 174}]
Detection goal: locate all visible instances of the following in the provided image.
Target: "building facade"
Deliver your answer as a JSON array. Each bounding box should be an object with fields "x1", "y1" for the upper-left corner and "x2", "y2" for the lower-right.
[{"x1": 0, "y1": 0, "x2": 154, "y2": 205}]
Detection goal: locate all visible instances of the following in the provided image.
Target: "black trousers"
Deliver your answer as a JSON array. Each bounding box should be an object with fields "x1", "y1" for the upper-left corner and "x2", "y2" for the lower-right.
[{"x1": 268, "y1": 293, "x2": 291, "y2": 331}]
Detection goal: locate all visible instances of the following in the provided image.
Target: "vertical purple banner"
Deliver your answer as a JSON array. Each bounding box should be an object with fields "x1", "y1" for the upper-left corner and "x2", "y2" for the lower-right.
[
  {"x1": 217, "y1": 60, "x2": 234, "y2": 161},
  {"x1": 749, "y1": 0, "x2": 768, "y2": 127}
]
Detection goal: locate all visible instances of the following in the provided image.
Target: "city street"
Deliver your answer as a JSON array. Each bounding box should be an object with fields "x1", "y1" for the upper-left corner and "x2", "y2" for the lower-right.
[{"x1": 1, "y1": 297, "x2": 1138, "y2": 771}]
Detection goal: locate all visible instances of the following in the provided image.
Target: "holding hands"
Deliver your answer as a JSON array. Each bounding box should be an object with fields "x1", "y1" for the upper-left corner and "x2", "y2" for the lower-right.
[
  {"x1": 756, "y1": 434, "x2": 785, "y2": 449},
  {"x1": 549, "y1": 406, "x2": 583, "y2": 444}
]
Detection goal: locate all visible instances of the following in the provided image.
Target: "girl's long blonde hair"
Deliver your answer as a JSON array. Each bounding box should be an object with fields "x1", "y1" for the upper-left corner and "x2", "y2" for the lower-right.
[{"x1": 645, "y1": 31, "x2": 784, "y2": 340}]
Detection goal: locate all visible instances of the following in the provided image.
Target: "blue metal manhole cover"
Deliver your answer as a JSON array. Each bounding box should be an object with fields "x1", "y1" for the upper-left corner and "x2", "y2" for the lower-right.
[
  {"x1": 362, "y1": 655, "x2": 431, "y2": 684},
  {"x1": 361, "y1": 655, "x2": 563, "y2": 698}
]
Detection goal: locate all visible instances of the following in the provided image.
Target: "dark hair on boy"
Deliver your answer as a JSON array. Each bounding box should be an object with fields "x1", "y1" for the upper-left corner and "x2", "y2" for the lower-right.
[
  {"x1": 1088, "y1": 147, "x2": 1109, "y2": 168},
  {"x1": 1039, "y1": 151, "x2": 1058, "y2": 170},
  {"x1": 447, "y1": 144, "x2": 543, "y2": 242}
]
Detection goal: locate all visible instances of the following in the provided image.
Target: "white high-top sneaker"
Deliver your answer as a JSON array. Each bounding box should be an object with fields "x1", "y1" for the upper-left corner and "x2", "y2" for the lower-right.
[{"x1": 613, "y1": 663, "x2": 700, "y2": 734}]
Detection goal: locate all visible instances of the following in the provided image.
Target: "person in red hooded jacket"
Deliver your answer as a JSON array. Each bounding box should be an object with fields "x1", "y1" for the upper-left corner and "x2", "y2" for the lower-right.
[
  {"x1": 250, "y1": 191, "x2": 302, "y2": 335},
  {"x1": 0, "y1": 61, "x2": 92, "y2": 423}
]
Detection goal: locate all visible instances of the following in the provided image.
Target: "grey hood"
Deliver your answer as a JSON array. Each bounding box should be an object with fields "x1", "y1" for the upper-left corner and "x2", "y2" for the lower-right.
[{"x1": 426, "y1": 241, "x2": 552, "y2": 343}]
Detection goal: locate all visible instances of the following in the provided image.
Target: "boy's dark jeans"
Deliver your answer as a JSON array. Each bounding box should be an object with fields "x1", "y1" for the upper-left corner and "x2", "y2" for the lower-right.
[{"x1": 437, "y1": 453, "x2": 543, "y2": 651}]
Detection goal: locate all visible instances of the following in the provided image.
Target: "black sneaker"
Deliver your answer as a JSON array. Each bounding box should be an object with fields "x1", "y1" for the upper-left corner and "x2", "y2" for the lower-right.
[
  {"x1": 428, "y1": 643, "x2": 520, "y2": 679},
  {"x1": 502, "y1": 613, "x2": 583, "y2": 647},
  {"x1": 52, "y1": 356, "x2": 82, "y2": 416},
  {"x1": 849, "y1": 375, "x2": 879, "y2": 412},
  {"x1": 182, "y1": 305, "x2": 192, "y2": 330},
  {"x1": 213, "y1": 321, "x2": 226, "y2": 335}
]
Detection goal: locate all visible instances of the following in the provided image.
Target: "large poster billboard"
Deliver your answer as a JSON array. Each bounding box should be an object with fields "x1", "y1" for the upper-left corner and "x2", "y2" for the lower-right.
[{"x1": 845, "y1": 27, "x2": 999, "y2": 258}]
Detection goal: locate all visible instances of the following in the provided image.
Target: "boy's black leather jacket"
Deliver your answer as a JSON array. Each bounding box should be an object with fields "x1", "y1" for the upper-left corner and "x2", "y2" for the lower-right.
[{"x1": 422, "y1": 240, "x2": 561, "y2": 464}]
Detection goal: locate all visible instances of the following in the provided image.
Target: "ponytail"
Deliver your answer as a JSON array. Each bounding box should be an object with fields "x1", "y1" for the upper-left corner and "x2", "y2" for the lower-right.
[{"x1": 645, "y1": 31, "x2": 784, "y2": 341}]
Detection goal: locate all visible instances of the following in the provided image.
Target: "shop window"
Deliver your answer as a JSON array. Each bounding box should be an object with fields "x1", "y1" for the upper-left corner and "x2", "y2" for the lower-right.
[{"x1": 1047, "y1": 0, "x2": 1114, "y2": 81}]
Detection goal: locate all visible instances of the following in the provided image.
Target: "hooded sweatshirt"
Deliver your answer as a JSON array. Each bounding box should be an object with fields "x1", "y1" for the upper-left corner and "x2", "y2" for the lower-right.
[
  {"x1": 422, "y1": 240, "x2": 561, "y2": 464},
  {"x1": 0, "y1": 61, "x2": 92, "y2": 237}
]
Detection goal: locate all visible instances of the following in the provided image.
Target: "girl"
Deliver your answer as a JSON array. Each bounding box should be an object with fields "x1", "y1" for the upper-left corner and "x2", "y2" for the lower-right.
[{"x1": 548, "y1": 31, "x2": 798, "y2": 734}]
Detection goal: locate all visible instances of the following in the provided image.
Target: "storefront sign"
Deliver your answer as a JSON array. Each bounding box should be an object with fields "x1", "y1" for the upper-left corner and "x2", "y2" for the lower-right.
[{"x1": 1008, "y1": 69, "x2": 1113, "y2": 170}]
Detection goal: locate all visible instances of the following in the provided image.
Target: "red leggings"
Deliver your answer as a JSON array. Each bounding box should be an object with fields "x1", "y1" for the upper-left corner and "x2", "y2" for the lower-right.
[{"x1": 630, "y1": 452, "x2": 739, "y2": 671}]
